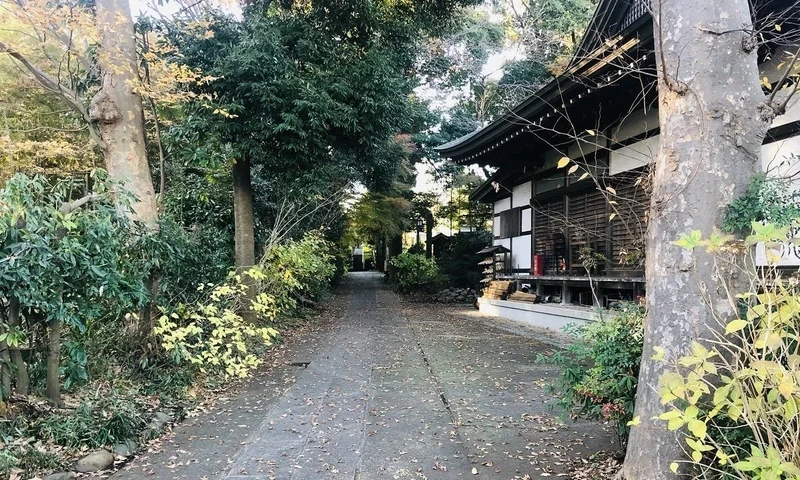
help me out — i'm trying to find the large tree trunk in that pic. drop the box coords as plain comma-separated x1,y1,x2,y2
621,1,768,477
233,157,256,320
8,297,28,396
45,317,61,407
233,157,256,270
90,0,158,227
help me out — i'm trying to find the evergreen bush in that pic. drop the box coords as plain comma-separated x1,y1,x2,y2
390,252,439,292
540,302,645,447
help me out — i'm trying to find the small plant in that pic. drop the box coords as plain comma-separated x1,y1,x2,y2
539,301,645,447
578,246,610,272
722,173,800,235
390,252,439,292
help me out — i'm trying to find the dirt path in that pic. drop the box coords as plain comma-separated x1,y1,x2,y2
112,272,616,480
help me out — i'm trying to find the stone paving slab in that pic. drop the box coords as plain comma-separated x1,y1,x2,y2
112,272,616,480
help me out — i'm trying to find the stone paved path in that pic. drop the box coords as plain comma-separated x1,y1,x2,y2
112,272,616,480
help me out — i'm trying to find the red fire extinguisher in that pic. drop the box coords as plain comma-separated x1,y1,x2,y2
533,255,544,276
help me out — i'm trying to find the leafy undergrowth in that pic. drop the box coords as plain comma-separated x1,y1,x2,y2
0,375,180,479
0,313,323,479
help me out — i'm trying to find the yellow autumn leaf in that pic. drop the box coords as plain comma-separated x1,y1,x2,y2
586,129,596,136
578,172,590,181
775,23,782,31
670,463,679,474
762,76,773,90
725,319,748,334
627,416,641,426
606,186,617,195
557,157,570,169
568,164,579,174
779,379,794,399
609,213,617,221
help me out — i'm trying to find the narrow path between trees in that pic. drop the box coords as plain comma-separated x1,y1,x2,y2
113,272,615,480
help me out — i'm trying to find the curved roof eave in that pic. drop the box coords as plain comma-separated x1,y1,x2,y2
434,75,579,159
434,0,652,162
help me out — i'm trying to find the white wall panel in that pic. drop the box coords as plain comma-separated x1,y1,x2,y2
610,135,659,175
512,182,532,208
521,208,532,232
612,108,659,143
762,135,800,187
494,197,511,214
511,234,531,270
494,237,511,250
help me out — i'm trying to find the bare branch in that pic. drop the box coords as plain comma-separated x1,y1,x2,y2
0,41,106,150
59,193,100,214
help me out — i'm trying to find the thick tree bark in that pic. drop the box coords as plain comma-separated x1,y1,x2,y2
90,0,158,227
233,157,256,320
8,297,28,396
621,1,768,478
233,157,256,270
45,317,61,407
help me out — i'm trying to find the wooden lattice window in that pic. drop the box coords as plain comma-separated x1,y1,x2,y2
499,207,522,238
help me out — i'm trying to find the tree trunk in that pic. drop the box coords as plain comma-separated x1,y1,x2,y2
8,297,28,396
387,234,403,282
233,157,256,270
90,0,158,228
0,322,10,401
621,1,768,478
425,211,434,259
374,239,386,272
45,317,61,407
233,157,256,319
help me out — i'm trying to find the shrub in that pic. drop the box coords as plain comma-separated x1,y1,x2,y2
153,275,279,380
651,227,800,479
154,230,337,380
436,231,492,288
540,302,645,446
258,230,337,307
390,252,439,292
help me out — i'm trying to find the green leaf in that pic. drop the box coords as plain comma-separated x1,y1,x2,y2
672,230,703,250
745,222,790,247
733,461,758,472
